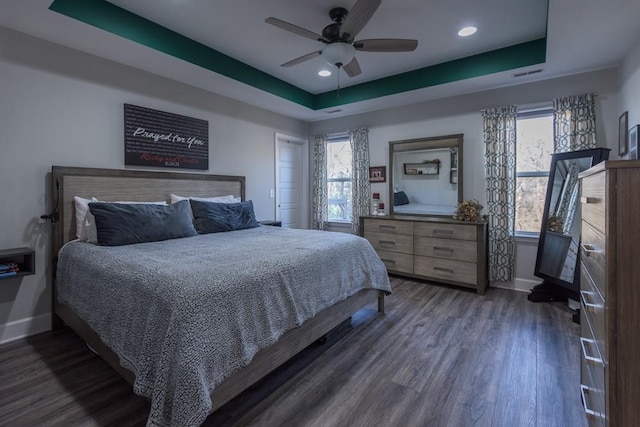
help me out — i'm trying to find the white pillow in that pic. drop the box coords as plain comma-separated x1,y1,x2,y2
170,194,241,204
85,200,167,244
73,196,98,241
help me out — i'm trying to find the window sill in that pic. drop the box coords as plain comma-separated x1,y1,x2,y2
515,231,540,244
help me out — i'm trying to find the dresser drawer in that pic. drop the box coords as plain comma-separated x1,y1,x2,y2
581,171,606,234
375,249,413,274
363,218,413,235
414,256,477,285
413,222,477,241
414,236,477,262
581,266,606,361
581,220,606,299
364,231,413,254
580,309,606,427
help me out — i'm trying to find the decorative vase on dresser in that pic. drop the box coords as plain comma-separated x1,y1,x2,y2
360,215,489,294
578,160,640,427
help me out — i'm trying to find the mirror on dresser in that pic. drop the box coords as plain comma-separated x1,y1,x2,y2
528,147,610,303
388,134,463,217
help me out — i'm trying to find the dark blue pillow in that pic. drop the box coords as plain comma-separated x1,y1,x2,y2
394,191,410,206
88,200,197,246
189,199,260,234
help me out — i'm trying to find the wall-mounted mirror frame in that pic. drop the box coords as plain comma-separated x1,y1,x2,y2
388,134,463,217
529,147,610,302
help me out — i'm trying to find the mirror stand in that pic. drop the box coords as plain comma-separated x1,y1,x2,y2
527,148,610,312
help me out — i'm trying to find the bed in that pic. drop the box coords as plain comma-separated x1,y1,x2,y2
50,166,391,426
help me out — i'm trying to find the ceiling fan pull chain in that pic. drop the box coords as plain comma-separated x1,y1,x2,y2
337,69,341,98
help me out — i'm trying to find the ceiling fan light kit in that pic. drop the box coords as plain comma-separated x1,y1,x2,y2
322,43,356,68
265,0,417,78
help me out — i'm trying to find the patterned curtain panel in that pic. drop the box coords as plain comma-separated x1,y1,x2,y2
483,106,517,282
553,93,597,153
349,128,371,235
312,134,329,231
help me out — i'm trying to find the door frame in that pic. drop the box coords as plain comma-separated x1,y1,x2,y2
274,132,309,229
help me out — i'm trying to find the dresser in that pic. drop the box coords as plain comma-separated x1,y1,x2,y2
578,160,640,427
360,215,488,294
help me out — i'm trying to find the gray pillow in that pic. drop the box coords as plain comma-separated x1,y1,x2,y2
190,199,260,234
88,199,197,246
394,191,410,206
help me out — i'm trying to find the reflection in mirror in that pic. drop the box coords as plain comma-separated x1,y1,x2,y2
529,148,610,303
389,134,463,216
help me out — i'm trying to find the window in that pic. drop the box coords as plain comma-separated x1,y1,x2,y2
326,137,352,222
516,109,554,234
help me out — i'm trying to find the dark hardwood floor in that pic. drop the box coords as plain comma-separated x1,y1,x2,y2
0,277,586,427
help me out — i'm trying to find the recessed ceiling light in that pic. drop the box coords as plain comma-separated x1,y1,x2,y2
458,26,477,37
318,70,332,77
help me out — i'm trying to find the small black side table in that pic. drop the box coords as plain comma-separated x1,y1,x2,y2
259,220,282,227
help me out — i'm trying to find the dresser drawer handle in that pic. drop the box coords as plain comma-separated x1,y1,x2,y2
379,225,396,231
380,259,396,264
580,290,600,315
433,229,454,235
379,240,396,246
434,266,455,274
580,244,600,257
433,246,454,253
580,196,598,204
580,384,604,419
579,337,604,367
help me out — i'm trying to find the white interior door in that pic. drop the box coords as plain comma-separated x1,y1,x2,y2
275,134,308,229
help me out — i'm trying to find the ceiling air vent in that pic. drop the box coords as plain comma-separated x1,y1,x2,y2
325,109,343,114
513,69,543,78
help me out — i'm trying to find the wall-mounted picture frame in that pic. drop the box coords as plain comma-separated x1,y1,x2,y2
619,111,629,156
369,166,386,182
629,125,639,160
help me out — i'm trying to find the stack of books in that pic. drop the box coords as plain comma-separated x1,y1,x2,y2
0,261,19,278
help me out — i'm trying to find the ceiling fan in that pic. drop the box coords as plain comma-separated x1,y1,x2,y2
265,0,418,77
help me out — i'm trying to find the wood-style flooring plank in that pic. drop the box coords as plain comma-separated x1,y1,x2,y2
0,277,586,427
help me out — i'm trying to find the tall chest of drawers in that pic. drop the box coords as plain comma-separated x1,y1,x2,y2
578,160,640,427
360,215,488,294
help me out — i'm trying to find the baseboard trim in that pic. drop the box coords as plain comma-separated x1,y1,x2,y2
0,313,51,344
491,278,539,293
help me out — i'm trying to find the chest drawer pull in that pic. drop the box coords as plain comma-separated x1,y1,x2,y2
378,225,396,231
580,290,600,315
434,266,455,274
580,384,604,419
580,337,604,367
379,240,396,246
433,246,454,253
580,196,598,204
380,258,396,264
580,244,600,257
432,229,454,235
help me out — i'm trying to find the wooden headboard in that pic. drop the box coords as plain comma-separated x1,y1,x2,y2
50,166,245,257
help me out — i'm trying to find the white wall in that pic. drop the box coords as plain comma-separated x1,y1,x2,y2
0,28,308,343
310,68,620,291
620,32,640,135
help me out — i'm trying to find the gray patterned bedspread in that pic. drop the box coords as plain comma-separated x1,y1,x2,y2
56,226,391,426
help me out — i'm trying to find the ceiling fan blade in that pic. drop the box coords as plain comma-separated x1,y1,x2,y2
281,50,322,67
354,38,418,52
340,0,381,41
342,57,362,77
265,17,327,43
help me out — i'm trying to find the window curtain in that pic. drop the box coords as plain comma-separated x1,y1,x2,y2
349,128,371,235
552,93,597,232
312,134,329,231
483,106,517,282
553,93,597,153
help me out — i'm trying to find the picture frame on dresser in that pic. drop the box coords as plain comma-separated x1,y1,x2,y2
628,125,638,160
619,111,628,156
